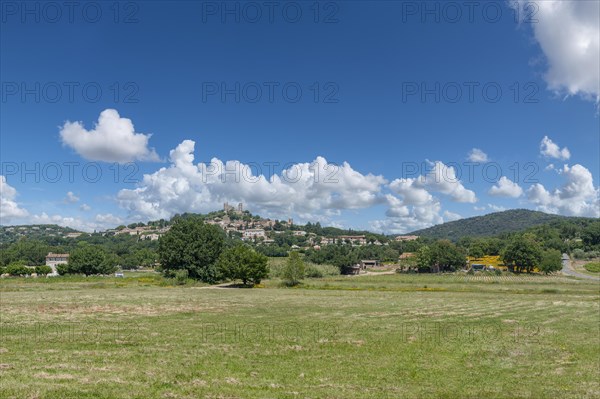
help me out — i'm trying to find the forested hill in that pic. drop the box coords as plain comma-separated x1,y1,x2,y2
409,209,596,241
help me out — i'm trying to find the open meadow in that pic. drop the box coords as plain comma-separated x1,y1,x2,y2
1,272,599,399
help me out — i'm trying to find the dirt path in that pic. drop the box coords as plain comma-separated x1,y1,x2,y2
561,254,600,281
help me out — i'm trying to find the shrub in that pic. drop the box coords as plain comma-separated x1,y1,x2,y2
6,262,31,276
572,249,585,259
174,269,189,285
34,265,53,276
584,262,600,273
305,263,340,278
56,263,69,276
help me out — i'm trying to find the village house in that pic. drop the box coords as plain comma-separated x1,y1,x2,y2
242,229,266,240
45,253,69,276
395,235,419,242
338,235,367,245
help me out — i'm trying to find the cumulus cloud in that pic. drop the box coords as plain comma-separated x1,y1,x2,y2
389,161,477,204
80,204,91,212
60,109,160,163
487,204,507,212
372,161,476,233
370,195,443,234
467,148,489,163
540,136,571,160
527,164,599,217
443,210,462,222
117,140,387,221
489,177,523,198
513,1,599,102
64,191,80,204
30,212,124,232
0,176,29,223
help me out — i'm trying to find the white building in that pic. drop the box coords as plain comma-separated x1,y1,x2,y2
242,229,266,240
45,253,69,276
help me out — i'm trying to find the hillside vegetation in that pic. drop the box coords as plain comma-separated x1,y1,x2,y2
410,209,596,241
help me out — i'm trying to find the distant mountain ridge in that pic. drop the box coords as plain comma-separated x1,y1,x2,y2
409,209,596,241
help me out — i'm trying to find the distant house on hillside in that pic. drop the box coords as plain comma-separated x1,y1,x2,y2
242,229,265,240
339,235,367,245
45,253,69,276
395,235,419,242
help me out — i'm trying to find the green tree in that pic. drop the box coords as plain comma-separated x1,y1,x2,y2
283,251,305,286
581,222,600,249
416,245,433,272
217,245,269,286
469,244,485,259
501,234,542,273
68,245,114,275
158,217,225,283
539,249,562,274
432,240,466,272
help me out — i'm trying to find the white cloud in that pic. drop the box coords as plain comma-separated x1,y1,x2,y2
467,148,489,163
30,212,124,232
540,136,571,160
389,161,477,204
64,191,80,204
370,196,443,234
80,204,91,212
443,210,462,222
374,161,476,233
0,176,29,223
489,177,523,198
527,164,599,217
488,204,507,212
513,1,599,102
60,109,160,163
117,140,387,221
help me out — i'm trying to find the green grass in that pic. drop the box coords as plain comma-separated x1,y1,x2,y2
584,262,600,273
0,273,598,398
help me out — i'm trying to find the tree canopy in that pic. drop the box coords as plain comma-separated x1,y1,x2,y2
158,216,225,283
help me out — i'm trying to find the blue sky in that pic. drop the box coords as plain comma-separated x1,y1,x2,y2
1,1,598,233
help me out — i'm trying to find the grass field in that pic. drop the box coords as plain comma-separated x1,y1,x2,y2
1,272,599,398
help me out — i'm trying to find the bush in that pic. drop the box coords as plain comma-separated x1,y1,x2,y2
6,262,31,276
34,265,53,276
584,262,600,273
572,249,597,260
304,263,340,278
56,263,69,276
174,269,189,285
572,249,585,259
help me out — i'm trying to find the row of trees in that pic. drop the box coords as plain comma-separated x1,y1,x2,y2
0,262,52,276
